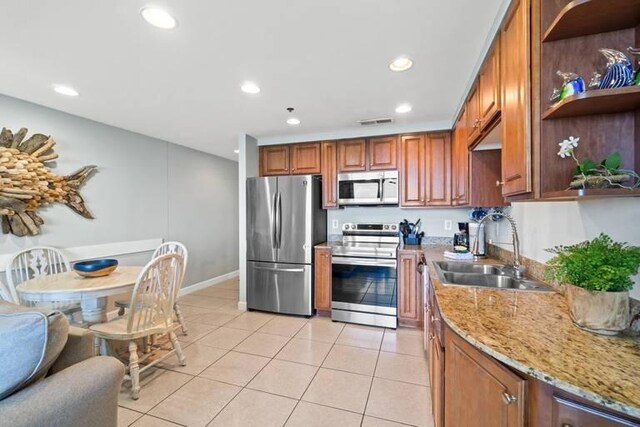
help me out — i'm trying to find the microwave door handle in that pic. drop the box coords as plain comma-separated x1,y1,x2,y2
378,178,383,201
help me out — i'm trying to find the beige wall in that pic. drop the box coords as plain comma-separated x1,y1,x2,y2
486,199,640,299
0,94,239,287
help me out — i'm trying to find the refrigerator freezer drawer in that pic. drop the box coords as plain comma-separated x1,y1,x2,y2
247,261,313,316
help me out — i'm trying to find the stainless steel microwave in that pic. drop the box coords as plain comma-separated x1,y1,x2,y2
337,170,399,206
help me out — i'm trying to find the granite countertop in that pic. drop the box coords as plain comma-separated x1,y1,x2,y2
417,245,640,418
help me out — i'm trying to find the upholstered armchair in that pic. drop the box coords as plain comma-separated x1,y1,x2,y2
0,301,124,427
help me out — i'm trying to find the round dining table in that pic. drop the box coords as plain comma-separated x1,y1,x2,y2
16,266,142,324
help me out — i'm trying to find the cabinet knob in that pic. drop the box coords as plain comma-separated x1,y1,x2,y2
496,180,504,187
501,392,517,405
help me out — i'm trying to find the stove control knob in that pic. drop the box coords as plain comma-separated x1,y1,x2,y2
383,225,389,230
351,225,356,230
391,225,397,230
343,224,349,230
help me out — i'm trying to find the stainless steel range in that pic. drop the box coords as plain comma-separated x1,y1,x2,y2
331,222,399,328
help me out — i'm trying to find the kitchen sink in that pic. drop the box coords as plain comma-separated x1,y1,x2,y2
434,261,506,275
434,261,554,292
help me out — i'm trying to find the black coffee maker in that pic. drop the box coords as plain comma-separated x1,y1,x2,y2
453,222,469,251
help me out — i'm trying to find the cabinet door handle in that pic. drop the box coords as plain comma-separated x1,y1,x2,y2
501,392,517,405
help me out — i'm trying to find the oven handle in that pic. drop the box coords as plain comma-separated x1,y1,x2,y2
254,266,306,273
332,257,397,268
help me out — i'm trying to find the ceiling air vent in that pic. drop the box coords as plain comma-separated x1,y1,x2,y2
358,117,394,126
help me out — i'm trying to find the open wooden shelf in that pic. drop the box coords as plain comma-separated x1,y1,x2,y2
542,86,640,120
543,0,640,42
539,188,640,201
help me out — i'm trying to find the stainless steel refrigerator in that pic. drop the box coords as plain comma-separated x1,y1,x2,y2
246,175,327,316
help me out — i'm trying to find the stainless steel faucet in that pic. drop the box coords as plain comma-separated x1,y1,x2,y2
471,211,526,279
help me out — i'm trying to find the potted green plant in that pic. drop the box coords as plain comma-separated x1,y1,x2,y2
546,234,640,335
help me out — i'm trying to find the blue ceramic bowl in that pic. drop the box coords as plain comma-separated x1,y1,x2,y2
73,259,119,277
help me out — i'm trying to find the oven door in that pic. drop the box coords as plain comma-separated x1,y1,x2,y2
331,256,397,316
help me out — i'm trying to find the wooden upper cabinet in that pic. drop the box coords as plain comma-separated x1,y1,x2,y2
399,134,426,207
500,0,531,196
320,141,338,208
337,139,367,172
260,145,290,176
452,110,469,206
314,247,332,311
368,136,398,170
425,133,451,206
397,252,423,325
466,83,482,146
445,328,526,427
479,41,501,127
290,143,321,175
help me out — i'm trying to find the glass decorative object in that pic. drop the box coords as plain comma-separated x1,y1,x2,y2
597,48,634,89
627,47,640,86
556,71,585,101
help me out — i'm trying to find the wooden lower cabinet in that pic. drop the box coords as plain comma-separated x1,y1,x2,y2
444,327,526,427
397,252,423,326
429,332,445,427
552,396,639,427
314,247,332,312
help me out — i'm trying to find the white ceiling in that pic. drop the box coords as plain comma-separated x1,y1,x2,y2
0,0,507,161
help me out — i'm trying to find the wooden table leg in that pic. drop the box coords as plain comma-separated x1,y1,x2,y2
80,297,108,324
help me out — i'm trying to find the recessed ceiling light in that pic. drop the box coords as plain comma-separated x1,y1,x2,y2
233,149,240,154
389,56,414,72
286,117,301,126
141,7,177,29
241,82,261,94
395,104,412,114
52,84,79,97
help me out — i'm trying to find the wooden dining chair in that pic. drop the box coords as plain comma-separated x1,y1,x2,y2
4,246,81,317
90,253,186,400
115,241,189,335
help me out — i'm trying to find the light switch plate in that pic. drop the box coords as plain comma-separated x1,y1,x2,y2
332,220,339,229
444,220,452,231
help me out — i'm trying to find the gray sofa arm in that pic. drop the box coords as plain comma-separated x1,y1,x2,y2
50,326,96,374
0,356,124,427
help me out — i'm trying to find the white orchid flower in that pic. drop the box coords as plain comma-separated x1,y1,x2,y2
557,136,580,158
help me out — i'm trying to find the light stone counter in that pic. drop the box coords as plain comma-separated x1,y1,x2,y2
408,244,640,419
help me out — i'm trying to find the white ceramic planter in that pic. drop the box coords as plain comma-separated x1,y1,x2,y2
565,284,629,335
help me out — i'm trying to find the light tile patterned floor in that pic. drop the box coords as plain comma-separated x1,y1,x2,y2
117,278,434,427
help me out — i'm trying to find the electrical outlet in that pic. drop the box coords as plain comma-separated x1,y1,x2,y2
444,220,452,231
332,220,339,229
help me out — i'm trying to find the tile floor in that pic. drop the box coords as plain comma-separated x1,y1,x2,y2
117,278,434,427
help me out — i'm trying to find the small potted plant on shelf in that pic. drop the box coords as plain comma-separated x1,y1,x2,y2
556,136,640,190
545,234,640,335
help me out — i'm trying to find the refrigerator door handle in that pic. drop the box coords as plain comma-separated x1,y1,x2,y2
271,191,278,249
253,266,306,273
276,191,282,248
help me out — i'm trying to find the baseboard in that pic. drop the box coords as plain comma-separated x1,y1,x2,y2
237,301,247,311
178,270,239,297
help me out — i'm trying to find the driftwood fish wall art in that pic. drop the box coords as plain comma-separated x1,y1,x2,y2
0,127,96,237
